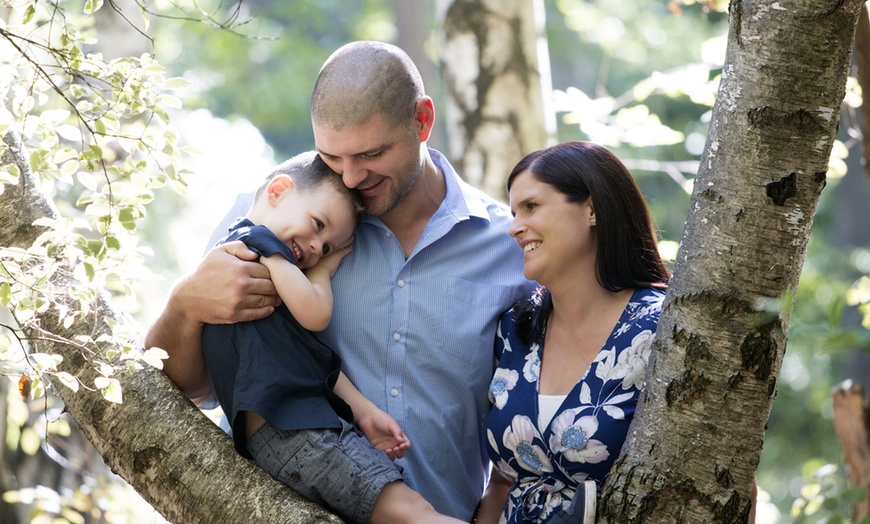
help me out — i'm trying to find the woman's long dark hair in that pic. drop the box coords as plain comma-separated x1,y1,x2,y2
507,141,670,345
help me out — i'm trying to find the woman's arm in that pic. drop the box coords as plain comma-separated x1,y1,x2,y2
475,470,512,523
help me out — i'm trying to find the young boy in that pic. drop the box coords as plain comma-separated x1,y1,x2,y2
201,151,462,524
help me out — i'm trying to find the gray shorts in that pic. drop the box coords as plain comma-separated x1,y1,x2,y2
246,420,404,523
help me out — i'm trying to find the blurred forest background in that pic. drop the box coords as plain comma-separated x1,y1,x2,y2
2,0,870,522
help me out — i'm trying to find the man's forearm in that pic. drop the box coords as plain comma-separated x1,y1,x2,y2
145,287,213,404
146,242,278,404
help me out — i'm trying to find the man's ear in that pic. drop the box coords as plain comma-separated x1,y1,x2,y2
414,97,435,142
266,174,295,205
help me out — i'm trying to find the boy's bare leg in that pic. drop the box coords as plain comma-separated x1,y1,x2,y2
369,481,466,524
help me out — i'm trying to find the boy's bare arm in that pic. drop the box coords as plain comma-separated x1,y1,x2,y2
258,245,352,332
332,371,410,460
258,256,333,331
145,242,278,404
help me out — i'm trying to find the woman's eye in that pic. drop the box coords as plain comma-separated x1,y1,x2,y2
323,244,331,256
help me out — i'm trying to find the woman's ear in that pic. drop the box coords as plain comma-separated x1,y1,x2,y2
266,174,295,205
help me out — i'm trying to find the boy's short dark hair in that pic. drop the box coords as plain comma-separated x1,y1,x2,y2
256,151,364,220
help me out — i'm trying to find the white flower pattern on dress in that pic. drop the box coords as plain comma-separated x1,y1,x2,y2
549,412,609,464
486,288,665,524
614,330,655,391
490,368,520,409
503,415,554,474
523,343,541,383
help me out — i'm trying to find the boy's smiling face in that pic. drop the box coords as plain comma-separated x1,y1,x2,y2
261,175,356,269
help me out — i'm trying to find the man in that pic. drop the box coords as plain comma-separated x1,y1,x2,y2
146,41,532,520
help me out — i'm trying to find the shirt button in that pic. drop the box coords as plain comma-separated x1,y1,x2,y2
385,231,392,238
393,332,401,341
397,279,405,287
390,388,399,397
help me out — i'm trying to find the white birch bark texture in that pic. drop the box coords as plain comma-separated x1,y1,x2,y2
0,132,342,523
438,0,554,200
599,0,863,522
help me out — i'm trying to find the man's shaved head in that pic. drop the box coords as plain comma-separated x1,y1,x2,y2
311,41,425,133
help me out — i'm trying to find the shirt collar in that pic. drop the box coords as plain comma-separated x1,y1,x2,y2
360,147,494,228
430,148,491,223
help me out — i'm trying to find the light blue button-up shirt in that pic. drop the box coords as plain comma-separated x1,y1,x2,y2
208,149,533,520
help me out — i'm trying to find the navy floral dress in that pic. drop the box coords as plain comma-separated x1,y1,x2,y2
485,288,665,523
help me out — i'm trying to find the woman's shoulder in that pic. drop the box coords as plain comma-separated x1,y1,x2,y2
631,287,666,309
496,306,537,358
623,287,666,327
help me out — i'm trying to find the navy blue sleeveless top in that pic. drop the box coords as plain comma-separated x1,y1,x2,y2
202,218,352,458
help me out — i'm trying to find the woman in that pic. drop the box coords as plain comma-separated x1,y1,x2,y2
478,141,670,523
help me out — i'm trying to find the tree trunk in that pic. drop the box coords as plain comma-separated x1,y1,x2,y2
0,132,342,524
832,380,870,522
599,0,863,522
438,0,554,201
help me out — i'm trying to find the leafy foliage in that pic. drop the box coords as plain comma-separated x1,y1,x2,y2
0,0,191,402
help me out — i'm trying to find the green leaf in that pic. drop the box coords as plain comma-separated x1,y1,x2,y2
0,282,11,308
60,159,79,179
40,109,71,126
55,124,82,142
22,5,35,24
54,372,79,392
141,347,168,369
84,0,104,15
163,77,190,90
83,261,95,281
105,234,121,249
95,377,122,404
140,5,150,31
29,352,62,371
77,170,97,191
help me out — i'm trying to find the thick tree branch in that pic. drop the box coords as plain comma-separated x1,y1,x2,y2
0,131,342,524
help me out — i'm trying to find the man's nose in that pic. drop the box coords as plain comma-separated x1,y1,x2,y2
340,159,367,189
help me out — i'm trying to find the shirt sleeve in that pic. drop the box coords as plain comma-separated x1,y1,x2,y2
229,225,297,265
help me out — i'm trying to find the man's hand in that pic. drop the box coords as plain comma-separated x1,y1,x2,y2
146,240,280,403
179,241,281,325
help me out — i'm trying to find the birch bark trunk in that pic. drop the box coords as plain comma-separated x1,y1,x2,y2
599,0,864,521
438,0,554,200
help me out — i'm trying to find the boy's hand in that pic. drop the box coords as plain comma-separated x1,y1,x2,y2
307,242,353,279
356,408,411,461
